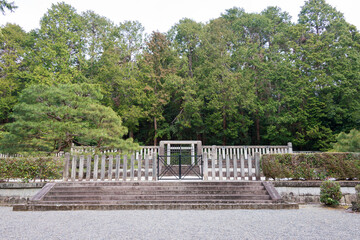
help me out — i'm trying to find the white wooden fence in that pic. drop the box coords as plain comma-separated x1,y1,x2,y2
202,143,293,160
63,151,263,181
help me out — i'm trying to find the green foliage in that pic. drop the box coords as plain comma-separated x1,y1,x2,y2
0,0,17,14
261,153,360,180
332,129,360,152
25,2,86,84
0,23,27,123
0,83,137,154
0,156,63,182
352,184,360,211
0,1,360,149
320,180,342,207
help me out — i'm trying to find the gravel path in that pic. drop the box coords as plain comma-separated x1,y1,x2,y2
0,205,359,240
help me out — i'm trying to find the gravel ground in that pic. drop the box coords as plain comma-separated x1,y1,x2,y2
0,205,359,240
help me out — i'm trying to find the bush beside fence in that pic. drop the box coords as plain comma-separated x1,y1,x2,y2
261,153,360,180
0,157,63,182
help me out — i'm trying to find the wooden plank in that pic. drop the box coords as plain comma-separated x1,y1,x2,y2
78,155,84,181
71,155,77,181
145,154,149,181
137,154,142,180
93,155,99,181
203,153,208,180
233,155,238,180
219,154,223,180
248,155,252,180
240,154,245,180
86,155,91,181
226,154,230,180
130,154,135,181
152,154,156,181
108,155,113,181
101,155,106,181
123,155,127,181
255,152,261,180
63,153,70,181
115,155,120,181
211,146,216,180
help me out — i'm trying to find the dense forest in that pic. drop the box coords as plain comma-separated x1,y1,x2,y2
0,0,359,152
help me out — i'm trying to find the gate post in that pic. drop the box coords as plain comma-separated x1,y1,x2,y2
159,141,164,156
287,142,293,153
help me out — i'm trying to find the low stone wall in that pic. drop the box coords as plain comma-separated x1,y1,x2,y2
274,181,360,205
0,183,45,206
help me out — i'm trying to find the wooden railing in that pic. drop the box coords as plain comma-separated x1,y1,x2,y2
203,152,261,181
202,143,292,160
63,151,262,181
63,153,157,182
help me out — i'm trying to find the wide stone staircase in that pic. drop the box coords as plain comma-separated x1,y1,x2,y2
13,181,298,211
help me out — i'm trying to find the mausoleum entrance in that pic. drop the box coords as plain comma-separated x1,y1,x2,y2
157,141,203,180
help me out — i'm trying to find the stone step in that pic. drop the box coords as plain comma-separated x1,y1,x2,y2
33,199,275,204
47,190,268,196
51,186,266,192
14,203,299,211
55,181,263,187
15,181,294,211
42,194,272,201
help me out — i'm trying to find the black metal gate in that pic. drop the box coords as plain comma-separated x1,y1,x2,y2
157,152,203,180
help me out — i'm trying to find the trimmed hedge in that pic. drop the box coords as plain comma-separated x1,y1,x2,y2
261,153,360,180
0,156,64,182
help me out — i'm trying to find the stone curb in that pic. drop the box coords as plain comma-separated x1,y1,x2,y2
273,181,360,187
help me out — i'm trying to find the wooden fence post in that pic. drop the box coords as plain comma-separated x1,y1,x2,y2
248,155,252,180
130,154,135,181
71,155,77,181
240,154,245,180
137,154,142,180
203,153,208,180
123,155,127,181
145,154,149,181
86,155,91,181
226,154,230,180
108,155,113,181
211,146,216,180
219,154,223,181
79,155,84,181
233,155,238,180
255,152,261,181
101,155,106,181
152,154,157,181
115,155,120,181
63,153,70,181
93,155,99,181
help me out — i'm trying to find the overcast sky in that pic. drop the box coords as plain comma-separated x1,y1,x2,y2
1,0,360,34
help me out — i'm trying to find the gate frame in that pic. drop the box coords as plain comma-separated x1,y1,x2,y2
158,140,203,180
159,140,202,156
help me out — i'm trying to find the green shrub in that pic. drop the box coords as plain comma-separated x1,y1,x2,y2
0,156,63,182
261,153,360,180
320,180,342,207
352,185,360,212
